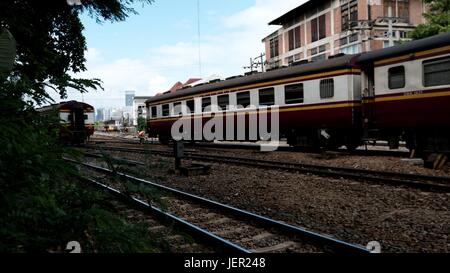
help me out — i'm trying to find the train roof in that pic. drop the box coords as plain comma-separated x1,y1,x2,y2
146,54,358,104
358,32,450,63
36,100,94,112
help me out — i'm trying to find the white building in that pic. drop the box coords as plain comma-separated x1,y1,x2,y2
133,96,152,126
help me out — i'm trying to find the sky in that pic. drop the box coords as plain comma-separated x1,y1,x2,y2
53,0,306,109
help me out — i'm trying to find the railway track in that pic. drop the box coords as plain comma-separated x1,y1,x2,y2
81,145,450,192
88,137,410,158
67,158,370,254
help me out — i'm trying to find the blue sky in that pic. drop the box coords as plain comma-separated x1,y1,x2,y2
57,0,304,109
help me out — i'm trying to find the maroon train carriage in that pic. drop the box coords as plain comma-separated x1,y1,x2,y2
358,32,450,156
145,32,450,156
145,54,363,150
36,100,95,144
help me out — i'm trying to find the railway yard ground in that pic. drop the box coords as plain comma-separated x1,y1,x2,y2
73,132,450,253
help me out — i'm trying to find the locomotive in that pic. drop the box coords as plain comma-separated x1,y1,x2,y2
36,100,95,144
145,32,450,157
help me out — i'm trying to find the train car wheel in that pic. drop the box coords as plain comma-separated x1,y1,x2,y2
158,134,171,145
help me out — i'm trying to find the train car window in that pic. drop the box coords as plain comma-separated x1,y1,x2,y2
202,97,211,112
236,91,251,108
84,114,88,120
320,78,334,98
217,94,229,111
186,100,195,114
388,66,405,89
285,83,304,104
173,102,182,115
162,104,169,117
423,57,450,87
259,88,275,106
151,106,157,118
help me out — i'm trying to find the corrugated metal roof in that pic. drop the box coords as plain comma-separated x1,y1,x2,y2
268,0,326,25
358,32,450,63
146,54,358,104
36,100,94,112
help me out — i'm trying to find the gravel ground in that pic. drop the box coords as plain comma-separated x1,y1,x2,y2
90,134,450,177
78,167,217,253
184,147,450,177
84,149,450,253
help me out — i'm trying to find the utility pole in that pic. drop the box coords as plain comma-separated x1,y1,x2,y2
388,6,394,47
243,53,266,73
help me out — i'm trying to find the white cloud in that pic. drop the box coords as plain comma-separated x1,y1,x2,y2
57,0,307,110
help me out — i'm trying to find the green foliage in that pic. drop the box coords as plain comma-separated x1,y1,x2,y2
0,0,153,104
124,183,168,211
137,116,147,132
409,0,450,39
0,0,159,252
0,94,162,252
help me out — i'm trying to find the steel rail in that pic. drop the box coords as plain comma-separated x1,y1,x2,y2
88,138,409,157
76,174,251,253
81,145,450,192
67,158,370,254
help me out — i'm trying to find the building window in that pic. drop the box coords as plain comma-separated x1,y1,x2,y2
162,104,169,117
312,54,326,62
202,97,211,112
236,91,251,108
217,94,229,111
320,78,334,98
341,0,358,31
384,0,409,20
319,44,326,53
286,56,294,65
349,33,358,43
388,66,405,89
259,88,275,106
269,36,279,58
311,14,326,42
285,83,304,104
423,57,450,87
288,26,301,51
340,43,360,54
151,106,157,118
186,100,195,114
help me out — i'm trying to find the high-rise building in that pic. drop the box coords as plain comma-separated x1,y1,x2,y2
125,90,135,107
96,108,104,122
263,0,426,69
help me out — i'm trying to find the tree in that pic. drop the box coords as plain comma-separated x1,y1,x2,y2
0,0,153,105
409,0,450,39
0,0,158,252
137,116,147,132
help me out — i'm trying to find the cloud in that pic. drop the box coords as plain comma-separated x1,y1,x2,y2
61,52,169,108
58,0,307,109
222,0,303,31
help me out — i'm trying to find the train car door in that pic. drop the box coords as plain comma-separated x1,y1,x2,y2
71,105,86,143
361,66,375,137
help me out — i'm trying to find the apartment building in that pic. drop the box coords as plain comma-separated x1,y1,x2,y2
263,0,426,69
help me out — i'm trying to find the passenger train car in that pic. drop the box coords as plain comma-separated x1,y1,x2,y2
146,32,450,155
37,100,95,144
358,33,450,155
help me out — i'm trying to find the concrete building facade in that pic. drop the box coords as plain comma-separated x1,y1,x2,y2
133,96,152,126
263,0,426,69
